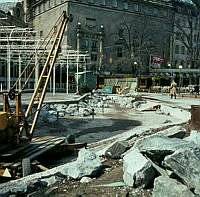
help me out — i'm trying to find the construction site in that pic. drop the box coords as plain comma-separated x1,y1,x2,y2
0,3,200,197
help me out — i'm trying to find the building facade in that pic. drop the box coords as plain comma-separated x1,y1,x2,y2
24,0,173,76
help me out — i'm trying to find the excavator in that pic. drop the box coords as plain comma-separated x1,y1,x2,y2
0,12,73,176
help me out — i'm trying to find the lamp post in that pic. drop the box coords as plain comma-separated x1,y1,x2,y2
134,61,139,76
179,65,183,89
168,63,172,80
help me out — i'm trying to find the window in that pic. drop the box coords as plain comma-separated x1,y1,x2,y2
182,19,186,27
91,54,98,61
162,10,167,17
176,18,181,25
153,8,158,16
80,39,89,49
88,0,94,3
175,45,179,54
181,46,185,54
86,18,96,27
91,40,98,52
112,0,117,8
16,8,21,18
123,1,128,10
194,19,198,29
49,0,51,8
43,2,45,11
54,0,57,6
177,6,182,13
38,4,41,13
117,47,123,57
100,0,106,5
176,32,180,40
133,3,139,12
40,31,43,37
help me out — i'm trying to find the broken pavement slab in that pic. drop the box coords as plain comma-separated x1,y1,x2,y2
152,176,195,197
123,148,155,187
105,141,130,159
0,149,102,196
163,147,200,195
134,135,197,162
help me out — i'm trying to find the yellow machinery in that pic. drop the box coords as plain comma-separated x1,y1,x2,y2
0,12,73,153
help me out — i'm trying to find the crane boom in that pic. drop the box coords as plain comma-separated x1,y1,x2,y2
0,12,73,150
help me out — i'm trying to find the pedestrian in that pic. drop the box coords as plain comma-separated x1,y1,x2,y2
170,80,177,99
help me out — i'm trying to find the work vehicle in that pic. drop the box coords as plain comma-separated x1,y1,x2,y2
0,12,73,178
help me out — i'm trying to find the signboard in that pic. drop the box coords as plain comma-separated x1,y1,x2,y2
150,55,164,69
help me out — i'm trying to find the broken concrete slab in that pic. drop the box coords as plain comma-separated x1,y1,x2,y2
123,148,155,187
105,141,130,159
152,176,195,197
66,148,102,179
0,149,102,196
154,126,185,139
39,176,63,187
134,135,196,162
185,130,200,145
163,147,200,195
80,177,92,183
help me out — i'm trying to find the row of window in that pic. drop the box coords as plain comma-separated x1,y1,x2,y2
175,17,199,30
176,32,200,42
175,45,187,55
32,0,168,18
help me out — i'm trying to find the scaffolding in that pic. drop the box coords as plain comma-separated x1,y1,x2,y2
0,18,91,94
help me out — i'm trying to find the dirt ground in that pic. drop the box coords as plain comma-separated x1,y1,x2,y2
30,159,153,197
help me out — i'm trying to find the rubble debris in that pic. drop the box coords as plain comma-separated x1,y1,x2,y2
80,177,92,183
105,141,130,159
134,135,196,162
185,130,200,145
123,148,155,187
141,104,161,111
152,176,195,197
67,148,102,179
40,176,63,187
154,126,185,139
163,147,200,195
0,149,102,196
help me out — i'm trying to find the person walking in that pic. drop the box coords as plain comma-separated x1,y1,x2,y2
170,80,177,99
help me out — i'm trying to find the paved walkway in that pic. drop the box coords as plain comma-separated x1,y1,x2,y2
142,93,200,110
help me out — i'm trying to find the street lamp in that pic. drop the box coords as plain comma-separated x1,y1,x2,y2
134,61,139,76
179,65,183,88
168,63,173,80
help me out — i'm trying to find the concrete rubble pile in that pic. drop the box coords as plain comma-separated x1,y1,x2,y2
0,149,103,196
122,131,200,197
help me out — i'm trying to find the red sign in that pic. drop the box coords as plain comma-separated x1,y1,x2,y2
151,56,164,64
150,55,164,69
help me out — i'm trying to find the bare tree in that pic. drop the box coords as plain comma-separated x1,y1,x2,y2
192,0,200,9
173,1,200,68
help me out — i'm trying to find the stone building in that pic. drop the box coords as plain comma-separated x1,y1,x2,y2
0,2,26,27
24,0,173,76
172,0,200,69
0,1,29,90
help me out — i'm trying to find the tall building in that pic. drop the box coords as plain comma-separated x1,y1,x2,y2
172,0,200,69
24,0,173,76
